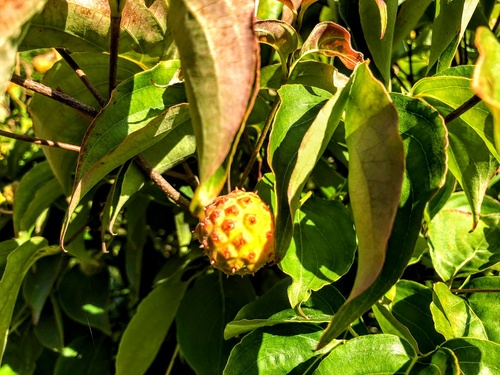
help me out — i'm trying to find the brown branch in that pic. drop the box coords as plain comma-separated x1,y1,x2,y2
444,95,482,124
56,48,107,107
10,74,99,118
109,16,122,97
135,154,191,210
451,288,500,294
0,129,81,152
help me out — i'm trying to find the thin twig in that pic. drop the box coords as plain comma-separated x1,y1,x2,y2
10,73,99,118
237,96,281,188
135,154,191,210
0,129,81,152
444,95,482,124
451,288,500,293
56,48,107,107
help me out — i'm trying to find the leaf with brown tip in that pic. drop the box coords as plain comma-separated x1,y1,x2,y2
169,0,259,211
299,22,364,70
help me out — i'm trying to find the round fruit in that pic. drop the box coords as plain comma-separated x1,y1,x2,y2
194,189,275,276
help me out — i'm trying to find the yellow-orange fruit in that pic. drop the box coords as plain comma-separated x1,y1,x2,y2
194,189,275,276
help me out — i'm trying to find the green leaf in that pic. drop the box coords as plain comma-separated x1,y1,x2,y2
299,22,364,70
176,272,256,375
0,0,48,102
411,347,460,375
22,0,169,65
472,26,500,154
391,280,445,354
0,237,57,363
430,282,488,340
260,61,338,94
428,193,500,282
169,0,258,209
465,276,500,343
280,197,356,312
22,254,63,324
392,0,433,50
1,322,43,375
425,171,456,221
360,0,398,85
314,334,415,374
33,295,65,351
255,19,298,60
428,0,480,72
29,53,143,193
256,0,283,19
442,338,500,374
13,161,63,236
224,324,325,375
225,279,344,339
115,270,190,375
60,65,190,246
53,335,112,375
372,302,421,354
58,266,111,335
318,92,447,349
268,84,333,260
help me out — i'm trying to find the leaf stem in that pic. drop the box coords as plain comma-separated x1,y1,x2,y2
0,129,81,153
451,288,500,293
443,94,482,124
135,154,191,210
9,74,99,118
109,15,122,97
165,344,180,375
237,95,281,187
56,48,107,107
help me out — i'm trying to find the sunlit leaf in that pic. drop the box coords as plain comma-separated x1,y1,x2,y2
430,282,488,340
428,193,500,282
169,0,258,211
472,26,500,153
392,0,433,49
314,335,415,374
255,19,298,60
442,338,500,374
411,347,460,374
300,22,364,70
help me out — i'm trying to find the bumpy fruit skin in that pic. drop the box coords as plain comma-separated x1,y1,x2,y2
195,189,275,276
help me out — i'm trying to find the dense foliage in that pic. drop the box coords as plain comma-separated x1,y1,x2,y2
1,0,500,374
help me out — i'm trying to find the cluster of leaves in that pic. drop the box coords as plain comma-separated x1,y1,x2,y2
1,0,500,374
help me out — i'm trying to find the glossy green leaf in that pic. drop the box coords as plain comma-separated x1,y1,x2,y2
176,272,256,375
412,66,499,160
60,63,189,246
225,279,344,339
411,347,460,375
0,0,48,102
465,277,500,343
13,161,63,236
116,270,190,375
391,280,445,354
319,92,447,349
0,237,57,363
22,254,63,325
425,171,456,221
314,335,415,374
431,282,488,340
58,266,111,335
224,324,325,375
29,53,143,193
360,0,397,85
472,27,500,153
268,84,332,260
260,61,337,94
372,302,420,354
280,197,356,312
256,0,284,19
53,335,112,375
299,22,364,70
22,0,169,65
428,193,500,282
442,338,500,374
428,0,480,72
169,0,258,210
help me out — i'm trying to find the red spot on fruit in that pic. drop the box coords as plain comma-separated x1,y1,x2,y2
266,231,273,239
222,249,232,259
221,220,235,232
247,252,255,261
233,236,246,247
210,210,221,220
225,205,239,215
246,214,256,224
211,233,220,242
